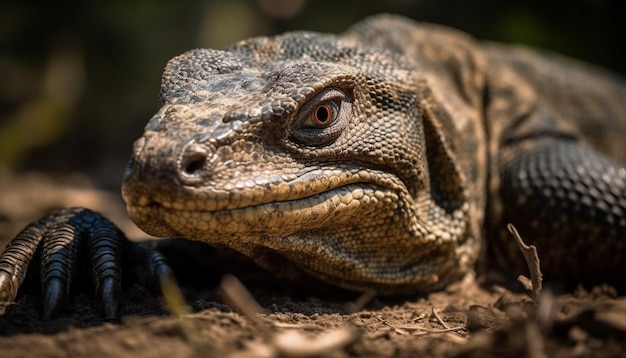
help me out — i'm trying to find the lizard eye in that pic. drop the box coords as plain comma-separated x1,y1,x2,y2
304,103,337,127
290,87,352,146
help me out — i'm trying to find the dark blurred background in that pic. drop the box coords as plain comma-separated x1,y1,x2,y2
1,0,625,190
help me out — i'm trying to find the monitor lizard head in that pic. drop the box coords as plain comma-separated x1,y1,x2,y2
122,21,478,293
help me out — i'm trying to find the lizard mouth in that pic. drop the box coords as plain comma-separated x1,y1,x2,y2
127,176,400,239
126,166,400,210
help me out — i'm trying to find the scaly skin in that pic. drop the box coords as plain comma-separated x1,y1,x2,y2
1,15,626,318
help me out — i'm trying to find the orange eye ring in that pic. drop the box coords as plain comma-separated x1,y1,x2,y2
311,104,334,126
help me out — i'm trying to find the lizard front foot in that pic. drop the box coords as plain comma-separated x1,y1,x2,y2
0,207,172,319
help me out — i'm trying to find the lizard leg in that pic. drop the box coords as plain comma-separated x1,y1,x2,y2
495,139,626,287
0,207,172,319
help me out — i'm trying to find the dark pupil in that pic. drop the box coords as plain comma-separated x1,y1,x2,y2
316,106,329,122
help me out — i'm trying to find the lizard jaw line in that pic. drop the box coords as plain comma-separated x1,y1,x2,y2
129,167,402,213
127,183,398,239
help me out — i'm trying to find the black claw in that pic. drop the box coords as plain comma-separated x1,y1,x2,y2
39,219,81,319
128,241,174,293
100,276,120,319
86,215,123,319
156,264,174,282
43,277,65,319
152,252,174,282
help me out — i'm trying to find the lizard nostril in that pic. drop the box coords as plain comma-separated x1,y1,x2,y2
180,143,209,179
182,153,206,176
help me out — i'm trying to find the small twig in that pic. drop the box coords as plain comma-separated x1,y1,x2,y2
409,313,427,323
376,312,464,337
401,325,465,334
345,289,377,313
431,307,450,330
375,315,409,335
220,274,270,335
160,273,206,357
517,275,533,293
507,224,543,301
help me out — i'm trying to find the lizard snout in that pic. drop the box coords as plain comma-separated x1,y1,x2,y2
121,130,216,211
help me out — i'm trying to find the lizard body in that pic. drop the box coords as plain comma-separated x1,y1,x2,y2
1,15,626,317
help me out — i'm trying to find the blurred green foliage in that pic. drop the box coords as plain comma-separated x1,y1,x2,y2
0,0,624,188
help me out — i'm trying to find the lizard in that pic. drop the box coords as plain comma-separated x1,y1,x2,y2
1,14,625,319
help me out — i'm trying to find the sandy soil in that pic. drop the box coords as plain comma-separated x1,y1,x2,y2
1,172,626,357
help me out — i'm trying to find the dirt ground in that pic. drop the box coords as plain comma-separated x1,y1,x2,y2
1,172,626,358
